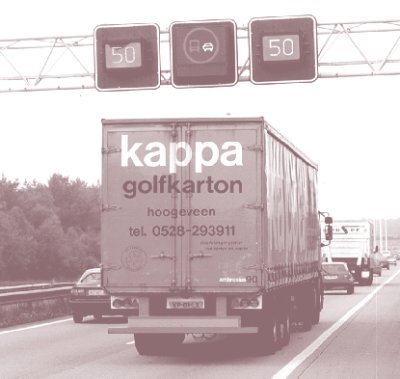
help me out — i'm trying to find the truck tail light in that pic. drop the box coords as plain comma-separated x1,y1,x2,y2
231,295,262,310
111,296,139,309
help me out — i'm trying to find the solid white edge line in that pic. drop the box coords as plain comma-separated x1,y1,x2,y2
0,317,72,336
272,270,400,379
4,271,397,364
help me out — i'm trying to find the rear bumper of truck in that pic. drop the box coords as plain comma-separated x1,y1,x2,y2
108,316,258,335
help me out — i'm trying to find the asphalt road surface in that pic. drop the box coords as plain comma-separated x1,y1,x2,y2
2,266,400,379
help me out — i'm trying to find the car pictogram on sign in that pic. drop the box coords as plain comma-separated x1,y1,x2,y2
202,42,214,52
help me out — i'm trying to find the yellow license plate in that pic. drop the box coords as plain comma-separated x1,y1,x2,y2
166,297,205,309
87,289,105,296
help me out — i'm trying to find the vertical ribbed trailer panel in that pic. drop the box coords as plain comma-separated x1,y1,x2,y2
264,125,320,290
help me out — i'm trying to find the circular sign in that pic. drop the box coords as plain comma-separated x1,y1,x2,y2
183,27,220,64
121,246,147,272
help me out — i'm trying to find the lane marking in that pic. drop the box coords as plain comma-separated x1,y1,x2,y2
0,318,72,336
272,269,400,379
126,339,135,345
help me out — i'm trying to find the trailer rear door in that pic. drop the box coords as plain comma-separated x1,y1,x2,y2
102,123,183,291
181,120,263,291
101,119,263,293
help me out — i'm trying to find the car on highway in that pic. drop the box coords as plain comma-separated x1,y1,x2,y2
381,250,396,267
379,252,390,270
69,267,136,323
322,262,355,294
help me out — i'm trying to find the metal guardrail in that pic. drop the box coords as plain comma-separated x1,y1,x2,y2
0,282,73,293
0,284,73,306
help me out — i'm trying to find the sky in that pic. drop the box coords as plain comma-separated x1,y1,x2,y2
0,0,400,220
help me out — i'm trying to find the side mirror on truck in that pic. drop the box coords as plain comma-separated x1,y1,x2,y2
325,224,333,241
319,211,333,246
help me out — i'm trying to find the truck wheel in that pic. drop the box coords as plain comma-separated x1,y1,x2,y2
252,310,279,355
302,317,312,331
301,284,317,331
347,285,354,294
134,334,156,355
134,334,185,356
280,310,291,347
72,313,83,323
277,294,291,347
311,284,322,325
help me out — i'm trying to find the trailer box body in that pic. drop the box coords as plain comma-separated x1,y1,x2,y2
102,119,263,292
101,117,323,354
326,220,374,285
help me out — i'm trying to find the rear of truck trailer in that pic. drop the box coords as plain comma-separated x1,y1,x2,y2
101,117,324,355
327,220,374,285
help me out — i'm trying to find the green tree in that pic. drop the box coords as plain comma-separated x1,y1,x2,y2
0,207,36,280
33,211,65,279
0,174,101,281
0,175,19,211
48,174,100,233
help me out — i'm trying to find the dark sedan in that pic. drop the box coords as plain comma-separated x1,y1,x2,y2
382,250,397,267
69,267,134,323
379,253,390,270
322,262,355,294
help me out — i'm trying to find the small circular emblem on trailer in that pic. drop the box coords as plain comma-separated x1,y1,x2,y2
121,246,147,272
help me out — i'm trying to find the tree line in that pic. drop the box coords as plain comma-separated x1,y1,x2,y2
0,174,100,282
2,172,399,282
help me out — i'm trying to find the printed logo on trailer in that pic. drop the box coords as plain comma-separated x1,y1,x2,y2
120,135,243,173
121,246,147,272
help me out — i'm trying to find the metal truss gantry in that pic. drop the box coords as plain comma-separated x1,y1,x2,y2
0,19,400,92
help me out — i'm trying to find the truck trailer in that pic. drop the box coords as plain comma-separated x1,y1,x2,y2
100,117,331,355
324,220,374,285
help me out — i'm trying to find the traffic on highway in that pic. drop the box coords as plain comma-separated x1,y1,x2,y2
1,264,400,378
1,3,400,379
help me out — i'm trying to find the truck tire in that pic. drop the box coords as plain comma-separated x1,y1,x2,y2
277,293,291,347
253,314,279,355
311,282,322,325
347,285,354,294
134,333,185,356
252,295,281,355
72,313,83,323
300,283,318,331
280,309,291,347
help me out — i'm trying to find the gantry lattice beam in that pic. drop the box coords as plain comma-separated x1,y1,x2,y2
1,19,400,92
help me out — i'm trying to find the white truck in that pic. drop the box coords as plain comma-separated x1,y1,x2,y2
324,220,374,285
100,117,332,355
